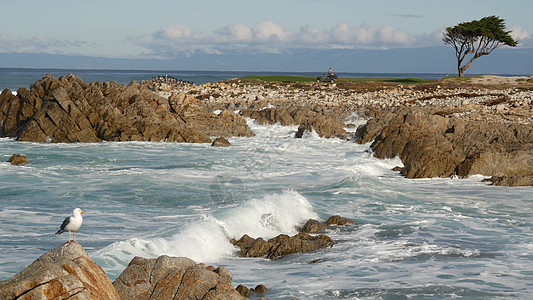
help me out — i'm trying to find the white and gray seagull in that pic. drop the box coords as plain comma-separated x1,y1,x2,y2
55,208,84,242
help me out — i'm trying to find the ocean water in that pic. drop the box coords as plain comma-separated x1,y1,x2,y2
0,68,451,92
1,69,532,299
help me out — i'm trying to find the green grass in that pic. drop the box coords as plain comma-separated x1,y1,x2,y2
241,75,430,84
241,75,316,82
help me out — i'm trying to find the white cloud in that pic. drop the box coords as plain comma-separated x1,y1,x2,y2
510,26,530,41
253,21,292,42
332,23,376,44
378,25,415,44
131,21,444,58
215,24,253,42
0,34,95,54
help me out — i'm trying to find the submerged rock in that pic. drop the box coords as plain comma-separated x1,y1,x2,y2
325,215,355,226
211,136,231,147
235,284,251,297
300,219,326,233
7,154,29,165
253,284,268,294
231,232,334,259
484,175,533,187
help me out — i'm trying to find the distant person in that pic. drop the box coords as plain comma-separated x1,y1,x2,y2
328,67,334,76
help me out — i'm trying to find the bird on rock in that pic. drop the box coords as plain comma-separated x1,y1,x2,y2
55,208,84,242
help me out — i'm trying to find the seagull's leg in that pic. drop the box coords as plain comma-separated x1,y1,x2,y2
73,231,76,242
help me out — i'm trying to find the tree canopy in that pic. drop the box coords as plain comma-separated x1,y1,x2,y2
443,16,518,77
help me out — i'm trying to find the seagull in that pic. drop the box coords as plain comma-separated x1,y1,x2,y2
55,208,84,242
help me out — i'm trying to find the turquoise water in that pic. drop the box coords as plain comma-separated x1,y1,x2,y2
1,120,532,299
1,69,532,299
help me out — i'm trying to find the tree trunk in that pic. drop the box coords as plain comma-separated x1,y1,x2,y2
458,59,474,77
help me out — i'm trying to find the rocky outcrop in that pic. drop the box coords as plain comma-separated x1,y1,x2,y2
140,75,194,92
7,154,29,165
299,216,355,233
0,74,253,143
325,215,355,226
0,242,120,300
242,107,347,139
0,242,247,300
484,175,533,187
113,255,245,300
169,92,254,138
356,107,533,185
231,232,334,259
300,219,326,233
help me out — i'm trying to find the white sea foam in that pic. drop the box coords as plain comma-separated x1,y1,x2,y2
3,119,532,298
92,189,317,276
218,189,318,238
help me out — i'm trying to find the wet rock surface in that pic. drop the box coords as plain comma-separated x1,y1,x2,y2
7,154,29,165
211,136,231,147
231,216,356,259
231,232,335,259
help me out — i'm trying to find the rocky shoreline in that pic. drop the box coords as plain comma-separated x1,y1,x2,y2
146,74,533,186
0,216,354,300
1,74,532,187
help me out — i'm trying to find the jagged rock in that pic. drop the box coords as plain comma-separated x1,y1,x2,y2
230,234,255,250
113,255,245,300
232,232,334,259
0,74,253,143
7,154,29,165
392,166,404,172
212,136,231,147
300,219,326,233
295,122,313,138
356,107,533,185
0,242,120,300
325,215,354,226
267,232,334,259
239,237,273,258
245,107,347,139
308,114,347,139
484,175,533,187
169,92,254,138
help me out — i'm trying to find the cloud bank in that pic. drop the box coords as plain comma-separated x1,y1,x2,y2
1,21,530,58
0,34,96,54
132,21,444,58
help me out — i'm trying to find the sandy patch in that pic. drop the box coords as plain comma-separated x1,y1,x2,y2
470,75,532,85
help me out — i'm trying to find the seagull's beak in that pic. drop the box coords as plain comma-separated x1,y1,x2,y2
81,211,85,214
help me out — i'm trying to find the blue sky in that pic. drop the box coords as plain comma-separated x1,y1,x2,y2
0,0,530,59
